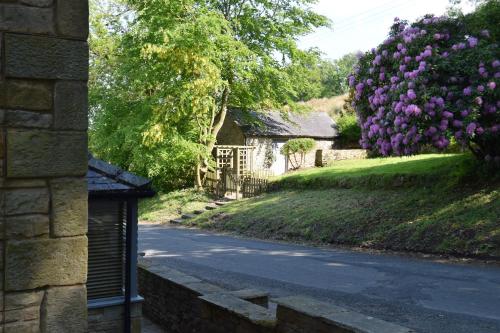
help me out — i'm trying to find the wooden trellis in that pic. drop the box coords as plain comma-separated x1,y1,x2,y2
215,145,255,176
206,146,268,199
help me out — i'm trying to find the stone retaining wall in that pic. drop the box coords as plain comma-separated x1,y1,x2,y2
138,260,414,333
0,1,89,331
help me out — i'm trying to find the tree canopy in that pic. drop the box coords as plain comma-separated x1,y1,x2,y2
89,0,330,190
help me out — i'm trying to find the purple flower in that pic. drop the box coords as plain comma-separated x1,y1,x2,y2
442,51,449,58
348,76,355,87
436,97,445,108
397,43,403,50
460,110,469,117
493,60,500,68
379,73,386,81
488,82,496,90
463,87,472,96
475,97,483,105
434,33,441,40
404,56,412,63
477,85,485,93
467,37,478,48
366,79,373,86
382,50,388,57
476,127,485,135
481,30,490,38
466,123,477,136
407,89,416,100
442,111,453,119
453,120,463,128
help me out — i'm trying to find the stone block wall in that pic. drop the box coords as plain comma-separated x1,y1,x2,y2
324,149,368,164
0,1,89,332
138,260,414,333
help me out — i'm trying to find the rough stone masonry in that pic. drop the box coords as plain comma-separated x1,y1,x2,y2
0,0,89,332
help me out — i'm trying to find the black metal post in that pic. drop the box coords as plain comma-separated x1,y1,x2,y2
124,199,134,333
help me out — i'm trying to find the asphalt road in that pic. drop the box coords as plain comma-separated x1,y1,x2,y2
139,225,500,333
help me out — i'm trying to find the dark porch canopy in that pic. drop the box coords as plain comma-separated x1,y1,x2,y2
87,153,155,197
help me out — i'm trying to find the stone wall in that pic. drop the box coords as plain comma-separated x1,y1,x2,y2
138,260,413,333
324,149,368,164
0,1,89,332
88,303,142,333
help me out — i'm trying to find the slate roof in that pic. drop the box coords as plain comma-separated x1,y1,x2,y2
229,109,338,139
87,154,155,197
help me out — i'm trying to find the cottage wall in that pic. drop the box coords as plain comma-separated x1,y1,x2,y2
216,115,245,146
246,137,282,172
0,1,89,332
246,137,335,175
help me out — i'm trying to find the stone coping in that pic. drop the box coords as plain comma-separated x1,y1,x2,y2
200,293,276,327
273,296,415,333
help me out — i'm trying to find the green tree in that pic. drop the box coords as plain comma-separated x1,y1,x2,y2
90,0,329,189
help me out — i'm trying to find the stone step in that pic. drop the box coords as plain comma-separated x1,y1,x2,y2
205,205,218,210
170,219,184,225
215,201,231,206
193,210,205,215
181,213,197,219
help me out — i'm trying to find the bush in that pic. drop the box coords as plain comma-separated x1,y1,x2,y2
336,114,361,148
280,138,316,169
348,1,499,163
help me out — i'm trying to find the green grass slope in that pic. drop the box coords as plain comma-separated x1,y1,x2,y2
186,154,500,257
139,189,213,223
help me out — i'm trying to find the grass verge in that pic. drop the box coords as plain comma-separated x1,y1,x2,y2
185,154,500,257
139,189,213,223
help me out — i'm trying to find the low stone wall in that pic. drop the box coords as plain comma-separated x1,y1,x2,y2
88,302,142,333
324,149,367,163
138,259,414,333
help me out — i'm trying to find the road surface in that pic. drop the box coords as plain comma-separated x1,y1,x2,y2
139,225,500,333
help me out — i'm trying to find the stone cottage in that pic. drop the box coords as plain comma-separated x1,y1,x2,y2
216,109,338,175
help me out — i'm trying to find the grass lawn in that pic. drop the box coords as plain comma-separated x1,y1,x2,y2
185,154,500,257
275,154,477,190
139,189,213,223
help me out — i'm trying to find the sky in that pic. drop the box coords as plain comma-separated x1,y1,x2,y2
299,0,474,60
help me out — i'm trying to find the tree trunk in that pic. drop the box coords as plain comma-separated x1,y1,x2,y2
195,84,231,189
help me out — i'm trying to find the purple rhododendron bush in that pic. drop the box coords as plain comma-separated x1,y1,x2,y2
349,9,499,162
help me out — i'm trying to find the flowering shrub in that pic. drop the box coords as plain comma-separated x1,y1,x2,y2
348,9,499,162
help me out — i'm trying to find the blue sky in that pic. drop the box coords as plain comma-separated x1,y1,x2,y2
299,0,474,60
